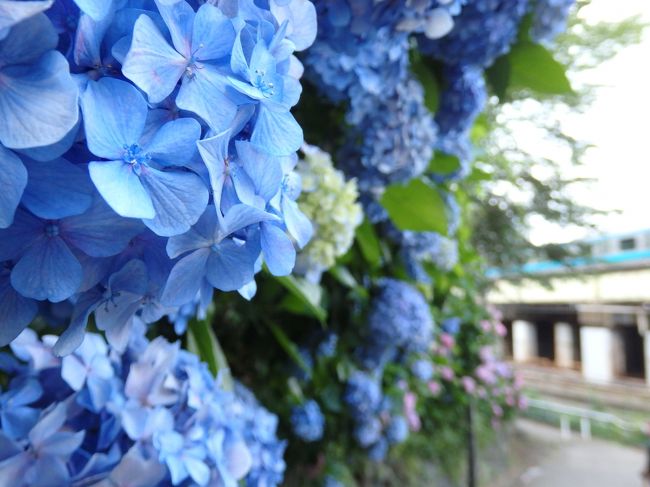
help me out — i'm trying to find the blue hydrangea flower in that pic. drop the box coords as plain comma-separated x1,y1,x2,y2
353,416,382,448
344,371,381,419
411,359,435,382
385,415,409,445
290,399,325,442
531,0,575,45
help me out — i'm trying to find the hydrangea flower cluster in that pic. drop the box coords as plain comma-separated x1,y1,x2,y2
0,329,286,486
530,0,575,45
290,399,324,442
295,144,363,281
0,0,317,354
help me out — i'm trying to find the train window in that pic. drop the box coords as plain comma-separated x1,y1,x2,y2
620,238,636,250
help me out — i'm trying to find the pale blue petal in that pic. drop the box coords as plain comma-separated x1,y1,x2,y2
140,167,209,237
0,51,79,150
143,118,201,166
74,12,112,68
2,407,40,440
250,104,303,156
0,146,26,229
60,355,87,391
11,236,82,302
236,141,283,202
0,1,53,38
185,457,210,486
108,259,148,296
81,78,147,159
237,279,257,301
161,248,209,306
166,206,218,259
73,0,111,21
281,196,312,249
62,196,145,257
155,0,194,58
222,203,277,236
197,131,230,206
269,0,317,51
192,4,235,61
21,157,93,220
89,160,155,219
177,64,237,132
0,275,37,346
205,240,256,292
0,13,56,65
0,208,41,261
122,14,187,104
53,290,102,356
260,222,295,276
17,118,80,162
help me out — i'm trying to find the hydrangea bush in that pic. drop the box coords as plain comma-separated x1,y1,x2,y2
0,0,576,485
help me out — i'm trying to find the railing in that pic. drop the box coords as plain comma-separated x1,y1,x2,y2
526,397,641,440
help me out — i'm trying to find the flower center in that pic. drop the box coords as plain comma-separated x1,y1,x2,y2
253,69,276,98
44,222,60,238
122,144,150,173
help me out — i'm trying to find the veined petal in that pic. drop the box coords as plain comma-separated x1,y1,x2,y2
236,141,283,202
161,248,209,306
62,196,145,257
11,236,82,302
154,0,194,58
0,145,26,229
281,196,312,249
260,222,295,276
221,203,278,237
270,0,317,51
140,167,209,237
52,289,103,356
250,104,303,157
81,78,147,160
0,51,79,150
89,160,155,219
192,3,235,61
74,11,112,68
0,208,41,261
21,157,93,220
177,64,237,133
166,205,218,259
0,13,56,65
196,131,230,208
144,118,201,167
0,275,37,346
205,239,256,292
122,14,187,104
73,0,112,21
0,1,53,39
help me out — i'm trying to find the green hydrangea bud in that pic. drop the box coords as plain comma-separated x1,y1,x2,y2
296,144,363,281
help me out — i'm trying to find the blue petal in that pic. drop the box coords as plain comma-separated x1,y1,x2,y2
140,167,209,237
73,12,112,68
89,160,155,219
62,196,144,257
122,14,187,104
185,457,210,486
192,4,235,61
73,0,111,21
11,236,82,302
0,146,26,229
205,240,256,292
177,64,237,132
155,0,194,58
0,13,57,65
166,206,218,259
16,118,80,162
0,1,53,40
81,77,147,159
2,407,40,441
196,131,230,208
236,141,283,202
260,222,295,276
250,104,303,156
0,208,41,261
108,259,148,296
21,157,93,220
281,196,313,249
161,248,209,306
269,0,317,51
0,51,79,150
53,289,102,356
143,118,201,167
0,274,37,346
222,203,278,236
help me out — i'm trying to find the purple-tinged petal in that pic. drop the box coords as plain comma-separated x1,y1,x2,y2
89,160,155,219
0,51,79,150
122,14,187,104
261,222,295,276
143,118,201,166
62,196,145,257
81,77,147,159
177,64,237,132
11,236,82,302
155,0,194,58
21,157,93,220
0,1,53,40
205,240,256,292
140,167,209,237
73,11,112,68
73,0,111,21
161,248,209,306
0,146,26,229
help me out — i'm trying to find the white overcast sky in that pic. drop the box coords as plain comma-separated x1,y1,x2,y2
525,0,650,245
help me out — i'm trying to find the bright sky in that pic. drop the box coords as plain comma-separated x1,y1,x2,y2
527,0,650,245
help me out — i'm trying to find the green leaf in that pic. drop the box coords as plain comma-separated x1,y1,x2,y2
188,317,233,391
355,219,381,268
268,321,310,373
411,58,439,112
486,55,510,99
509,42,572,95
329,265,369,299
275,275,326,323
429,152,461,176
380,178,448,234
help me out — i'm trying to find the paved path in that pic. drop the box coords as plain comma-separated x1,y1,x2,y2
514,419,647,487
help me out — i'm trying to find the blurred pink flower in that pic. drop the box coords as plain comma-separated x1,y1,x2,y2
427,381,441,396
403,391,421,432
462,376,476,394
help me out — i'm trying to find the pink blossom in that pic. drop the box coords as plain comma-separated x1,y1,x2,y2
440,366,454,381
518,396,529,410
461,376,476,394
427,381,441,396
492,404,503,417
480,320,492,332
494,321,507,337
403,391,421,432
440,333,455,350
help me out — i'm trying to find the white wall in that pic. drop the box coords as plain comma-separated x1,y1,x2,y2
513,320,538,363
580,326,614,383
554,322,574,368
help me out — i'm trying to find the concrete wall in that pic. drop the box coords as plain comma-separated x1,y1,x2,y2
554,322,574,368
513,320,537,363
580,326,614,383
